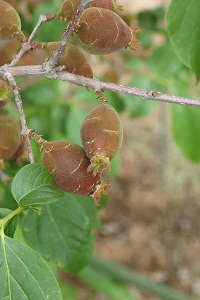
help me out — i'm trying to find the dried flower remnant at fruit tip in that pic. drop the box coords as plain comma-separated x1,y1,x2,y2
127,25,142,50
30,131,110,206
81,103,123,175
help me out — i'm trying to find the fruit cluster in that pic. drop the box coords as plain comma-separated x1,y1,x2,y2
57,0,141,56
31,100,123,206
0,0,141,75
42,0,141,77
0,0,140,205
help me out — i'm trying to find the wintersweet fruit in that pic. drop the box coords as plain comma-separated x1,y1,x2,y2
81,102,123,175
0,114,21,161
43,42,93,78
86,0,123,12
7,138,27,164
0,39,21,66
57,0,80,21
39,139,110,206
0,0,23,40
57,0,122,22
76,7,141,55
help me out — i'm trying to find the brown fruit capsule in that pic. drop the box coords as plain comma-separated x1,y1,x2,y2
43,42,93,78
0,39,21,66
81,103,123,175
86,0,123,12
76,7,141,55
6,138,27,164
57,0,80,21
0,114,21,161
57,0,121,21
40,140,110,206
0,0,23,40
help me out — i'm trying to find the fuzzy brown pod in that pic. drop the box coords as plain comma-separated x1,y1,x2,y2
0,39,21,66
57,0,79,21
86,0,123,12
81,103,123,175
0,0,22,40
0,114,21,161
57,0,122,22
43,42,93,78
76,7,141,55
6,138,27,165
41,140,110,206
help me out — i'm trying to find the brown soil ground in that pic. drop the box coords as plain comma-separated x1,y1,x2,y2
94,105,200,299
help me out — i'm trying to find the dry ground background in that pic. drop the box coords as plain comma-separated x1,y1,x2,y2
91,0,200,299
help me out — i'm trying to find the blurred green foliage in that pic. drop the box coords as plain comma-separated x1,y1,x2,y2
1,0,200,299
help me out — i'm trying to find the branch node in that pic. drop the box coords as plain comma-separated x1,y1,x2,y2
147,91,162,97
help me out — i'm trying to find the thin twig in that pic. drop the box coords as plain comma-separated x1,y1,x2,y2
0,65,200,108
44,0,93,71
4,72,34,163
8,14,48,67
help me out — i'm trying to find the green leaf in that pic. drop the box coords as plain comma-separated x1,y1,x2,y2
90,256,190,300
104,90,125,113
28,109,53,140
149,42,184,78
0,181,18,210
32,3,66,42
75,195,100,229
124,76,159,118
50,105,71,137
171,105,200,162
66,104,89,145
109,152,121,180
0,209,18,238
75,86,97,105
0,235,62,300
21,78,61,107
21,194,94,273
138,7,165,31
79,266,137,300
168,0,200,79
11,163,64,206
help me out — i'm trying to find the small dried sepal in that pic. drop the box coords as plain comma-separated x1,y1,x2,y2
112,0,123,12
90,180,111,206
87,154,110,176
28,129,46,150
127,25,142,50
